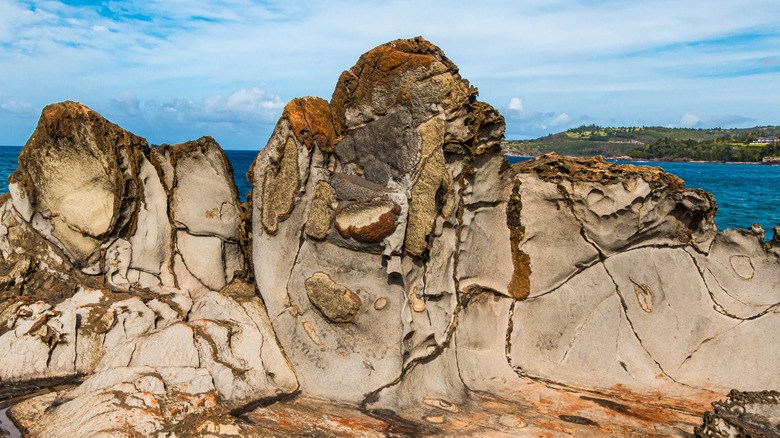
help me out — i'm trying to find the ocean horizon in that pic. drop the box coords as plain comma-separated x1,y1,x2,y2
0,145,777,238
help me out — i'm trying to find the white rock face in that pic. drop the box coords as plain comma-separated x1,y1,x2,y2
508,154,780,395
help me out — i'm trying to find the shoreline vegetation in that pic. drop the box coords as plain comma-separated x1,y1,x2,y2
504,124,780,164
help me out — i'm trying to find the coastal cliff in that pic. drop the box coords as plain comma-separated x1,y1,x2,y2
1,37,779,437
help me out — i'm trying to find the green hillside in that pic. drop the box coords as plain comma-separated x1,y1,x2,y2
504,125,780,162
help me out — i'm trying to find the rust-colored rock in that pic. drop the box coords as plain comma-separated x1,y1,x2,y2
513,152,687,189
334,199,400,243
283,97,338,152
506,181,531,299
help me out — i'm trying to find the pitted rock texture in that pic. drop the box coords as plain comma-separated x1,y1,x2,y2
508,153,780,396
304,272,362,323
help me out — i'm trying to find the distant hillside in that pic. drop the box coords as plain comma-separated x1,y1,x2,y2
504,125,780,162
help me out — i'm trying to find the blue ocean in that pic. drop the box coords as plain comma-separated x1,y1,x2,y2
505,156,780,238
0,146,778,238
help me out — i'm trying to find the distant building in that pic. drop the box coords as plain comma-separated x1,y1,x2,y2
751,135,779,145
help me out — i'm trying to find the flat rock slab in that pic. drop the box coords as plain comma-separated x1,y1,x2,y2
243,380,720,437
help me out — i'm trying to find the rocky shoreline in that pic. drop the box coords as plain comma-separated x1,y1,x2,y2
1,37,779,437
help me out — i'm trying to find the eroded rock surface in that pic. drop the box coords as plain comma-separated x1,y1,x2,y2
248,37,779,433
251,36,516,409
0,102,296,437
696,390,780,437
508,154,780,397
2,37,779,437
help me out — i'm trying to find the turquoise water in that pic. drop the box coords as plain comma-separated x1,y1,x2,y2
1,145,778,236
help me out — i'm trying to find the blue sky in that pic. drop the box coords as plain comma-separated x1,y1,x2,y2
0,0,778,150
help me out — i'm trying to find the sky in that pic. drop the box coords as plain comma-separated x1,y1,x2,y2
0,0,778,150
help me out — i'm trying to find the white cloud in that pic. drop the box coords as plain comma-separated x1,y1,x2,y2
550,112,571,127
99,87,285,148
678,113,756,129
110,91,142,117
0,1,35,42
203,87,285,120
679,114,701,127
1,0,779,148
503,97,586,139
0,99,33,114
508,97,524,111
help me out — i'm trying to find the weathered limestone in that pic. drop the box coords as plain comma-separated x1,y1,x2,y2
508,153,780,399
2,37,779,437
0,102,297,436
251,37,511,408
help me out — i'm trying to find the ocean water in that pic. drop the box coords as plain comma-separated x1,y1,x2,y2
1,146,778,237
507,156,780,237
224,149,256,199
0,146,257,202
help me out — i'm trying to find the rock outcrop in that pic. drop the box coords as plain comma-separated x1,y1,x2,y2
250,37,514,409
696,390,780,437
1,37,779,437
0,103,296,436
510,154,780,396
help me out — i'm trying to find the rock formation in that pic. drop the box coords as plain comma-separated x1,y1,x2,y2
1,37,779,437
510,154,780,395
250,37,512,410
696,390,780,437
0,103,296,436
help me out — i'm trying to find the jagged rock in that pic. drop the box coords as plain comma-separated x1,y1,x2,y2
0,102,298,436
2,37,780,437
251,36,509,407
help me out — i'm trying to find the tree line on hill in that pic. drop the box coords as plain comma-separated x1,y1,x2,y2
626,134,780,162
504,125,780,162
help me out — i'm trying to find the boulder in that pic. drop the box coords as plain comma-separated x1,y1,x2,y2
9,102,146,266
